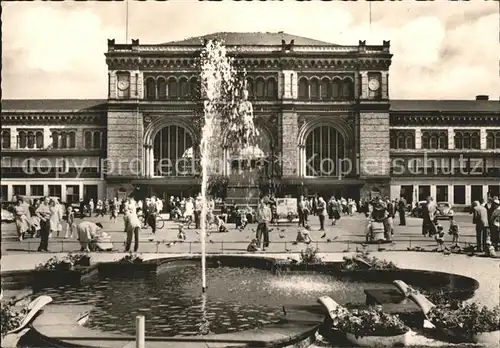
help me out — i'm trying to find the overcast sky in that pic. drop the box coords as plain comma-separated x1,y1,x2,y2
2,1,499,100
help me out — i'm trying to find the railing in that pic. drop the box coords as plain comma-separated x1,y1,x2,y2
1,238,478,254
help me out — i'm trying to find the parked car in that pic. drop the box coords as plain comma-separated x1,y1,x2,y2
436,202,454,220
411,201,427,218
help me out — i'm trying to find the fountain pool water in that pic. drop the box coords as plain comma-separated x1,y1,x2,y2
36,264,389,337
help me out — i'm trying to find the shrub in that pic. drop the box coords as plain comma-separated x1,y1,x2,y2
118,253,143,264
416,288,462,308
331,305,409,338
35,253,90,271
428,303,500,336
299,246,322,264
340,252,398,271
1,301,29,338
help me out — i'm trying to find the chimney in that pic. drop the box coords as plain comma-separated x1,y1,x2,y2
476,95,489,101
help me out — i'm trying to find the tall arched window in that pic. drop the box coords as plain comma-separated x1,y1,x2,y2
27,131,35,149
18,131,27,148
157,78,167,99
167,77,178,98
422,130,448,149
405,132,415,149
266,78,277,98
179,78,189,98
246,78,254,98
1,130,10,149
390,130,415,149
60,132,68,149
145,78,156,100
52,131,59,149
341,77,354,99
487,130,500,149
298,78,309,99
189,77,199,99
93,132,101,149
455,130,480,149
320,78,330,99
310,78,320,100
332,78,341,99
153,125,194,176
35,131,43,149
69,132,76,149
255,78,265,98
305,126,345,177
84,131,92,149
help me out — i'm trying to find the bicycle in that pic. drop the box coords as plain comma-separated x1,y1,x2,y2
139,214,165,230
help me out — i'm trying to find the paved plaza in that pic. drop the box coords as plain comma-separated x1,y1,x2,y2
0,212,483,255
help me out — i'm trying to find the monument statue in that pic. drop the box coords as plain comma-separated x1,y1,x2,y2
230,88,259,147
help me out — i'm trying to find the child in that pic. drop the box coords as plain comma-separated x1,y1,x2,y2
434,222,445,251
64,206,75,239
485,238,496,258
296,225,313,244
246,238,259,252
177,225,186,241
448,216,460,249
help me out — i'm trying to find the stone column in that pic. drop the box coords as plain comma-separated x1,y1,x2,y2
415,128,422,149
281,110,298,177
381,71,389,99
10,128,17,149
149,147,155,177
482,185,489,200
279,71,298,100
360,72,369,99
143,145,148,177
79,183,84,201
109,71,117,99
448,128,455,149
430,185,437,200
448,184,454,205
480,127,487,150
465,185,471,206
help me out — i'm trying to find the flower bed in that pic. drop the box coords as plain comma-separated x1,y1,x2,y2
340,252,398,271
1,300,29,338
35,253,90,271
331,305,410,347
427,302,500,344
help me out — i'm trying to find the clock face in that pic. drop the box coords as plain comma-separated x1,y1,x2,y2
368,78,380,91
118,80,130,91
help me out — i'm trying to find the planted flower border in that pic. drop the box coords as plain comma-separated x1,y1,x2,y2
427,302,500,345
330,305,411,347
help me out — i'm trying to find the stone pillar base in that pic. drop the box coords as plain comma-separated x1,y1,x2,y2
360,178,391,200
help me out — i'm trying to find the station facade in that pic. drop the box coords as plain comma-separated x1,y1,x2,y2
1,32,499,208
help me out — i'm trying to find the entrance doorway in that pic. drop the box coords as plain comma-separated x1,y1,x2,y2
400,185,414,205
83,185,98,202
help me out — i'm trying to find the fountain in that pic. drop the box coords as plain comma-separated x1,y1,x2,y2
199,40,259,292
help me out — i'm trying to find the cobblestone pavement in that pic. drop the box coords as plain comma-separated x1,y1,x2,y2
0,212,482,255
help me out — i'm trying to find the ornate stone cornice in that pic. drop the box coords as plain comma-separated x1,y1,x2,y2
106,56,391,71
390,114,500,126
0,113,106,125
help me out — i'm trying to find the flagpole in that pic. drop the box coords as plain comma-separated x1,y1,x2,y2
125,0,129,43
369,2,372,33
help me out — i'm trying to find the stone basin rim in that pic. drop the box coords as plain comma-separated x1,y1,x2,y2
4,254,481,348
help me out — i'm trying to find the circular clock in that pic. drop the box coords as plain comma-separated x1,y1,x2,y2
368,78,380,91
117,80,130,91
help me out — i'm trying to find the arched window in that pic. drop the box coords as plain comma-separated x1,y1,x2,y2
454,132,463,149
153,125,194,176
1,130,10,149
179,78,189,98
189,77,199,99
93,132,101,149
27,131,35,149
266,78,277,98
305,125,345,177
310,78,320,100
298,78,309,99
456,130,480,149
422,130,447,149
320,78,330,99
157,78,167,99
69,132,76,149
145,78,156,100
167,77,177,98
84,131,92,149
486,130,500,149
35,131,43,149
61,132,68,149
18,131,27,148
52,131,59,149
342,78,354,99
332,78,341,99
405,132,415,149
255,78,265,98
390,131,398,149
246,78,254,98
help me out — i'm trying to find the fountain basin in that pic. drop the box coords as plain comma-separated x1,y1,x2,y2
1,255,480,348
